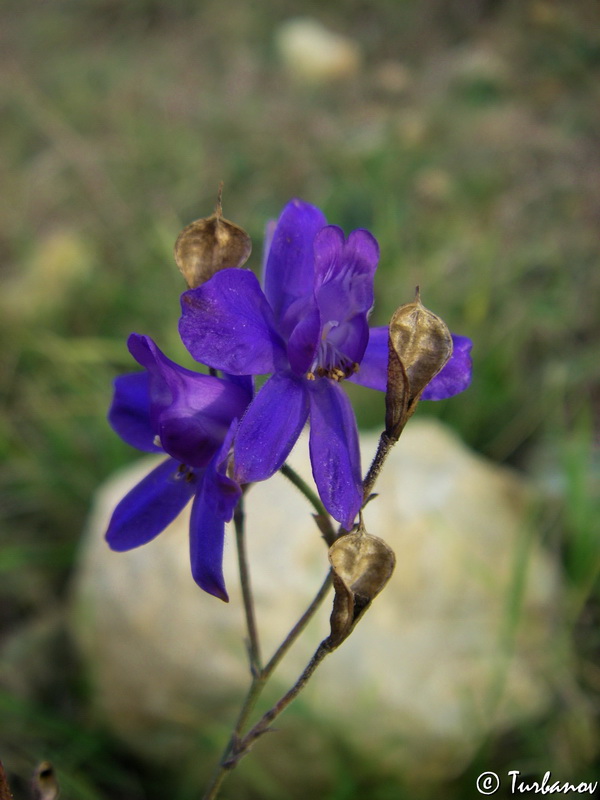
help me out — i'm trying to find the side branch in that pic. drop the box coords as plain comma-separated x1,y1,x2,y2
225,639,333,767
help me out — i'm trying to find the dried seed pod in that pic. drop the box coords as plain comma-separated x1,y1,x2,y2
386,289,453,439
174,186,252,288
327,524,395,649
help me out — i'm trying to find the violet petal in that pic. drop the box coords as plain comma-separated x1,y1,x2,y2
314,227,379,322
105,457,196,551
421,334,473,400
127,333,251,467
189,486,229,602
348,325,388,391
233,372,309,483
325,313,370,367
264,199,327,322
108,372,162,452
308,379,362,530
287,304,321,375
180,269,286,375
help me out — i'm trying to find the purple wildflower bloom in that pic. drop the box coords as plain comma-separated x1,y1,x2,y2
105,333,252,601
179,199,472,531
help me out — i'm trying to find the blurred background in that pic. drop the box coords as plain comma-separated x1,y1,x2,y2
0,0,599,797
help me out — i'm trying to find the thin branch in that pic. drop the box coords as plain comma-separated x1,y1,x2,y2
234,495,262,675
263,569,332,678
280,462,336,545
201,570,333,800
224,639,333,768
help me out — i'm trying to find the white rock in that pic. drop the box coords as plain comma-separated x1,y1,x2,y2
275,18,362,84
71,420,568,783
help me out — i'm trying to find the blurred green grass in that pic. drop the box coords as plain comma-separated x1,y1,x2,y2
1,0,599,797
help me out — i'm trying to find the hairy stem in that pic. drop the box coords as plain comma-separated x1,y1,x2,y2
362,430,400,502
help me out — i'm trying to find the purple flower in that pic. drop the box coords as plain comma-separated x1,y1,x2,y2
179,199,472,531
105,333,252,601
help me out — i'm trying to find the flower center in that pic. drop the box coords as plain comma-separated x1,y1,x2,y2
306,321,359,382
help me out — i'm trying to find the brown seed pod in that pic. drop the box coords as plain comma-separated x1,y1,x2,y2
385,288,453,439
327,523,395,649
174,185,252,288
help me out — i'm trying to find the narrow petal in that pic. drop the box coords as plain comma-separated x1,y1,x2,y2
264,199,327,322
179,269,286,375
127,334,251,467
421,334,473,400
308,380,362,530
348,325,388,391
189,487,229,602
189,422,241,601
108,372,162,452
106,457,196,551
233,372,309,483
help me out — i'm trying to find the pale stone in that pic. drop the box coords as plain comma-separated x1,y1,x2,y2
275,18,362,84
71,419,569,783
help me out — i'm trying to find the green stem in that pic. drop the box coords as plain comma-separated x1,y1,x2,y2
234,495,262,675
280,462,336,545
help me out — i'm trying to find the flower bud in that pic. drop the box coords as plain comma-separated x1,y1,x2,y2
174,186,252,288
327,523,395,649
385,289,453,439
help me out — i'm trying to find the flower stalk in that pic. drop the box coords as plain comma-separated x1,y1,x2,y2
202,569,334,800
233,493,262,675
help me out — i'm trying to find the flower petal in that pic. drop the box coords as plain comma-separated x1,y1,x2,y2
127,333,251,467
128,333,251,467
106,457,196,551
314,226,379,321
348,325,388,391
179,269,286,375
189,422,241,600
421,334,473,400
308,379,362,530
189,486,229,602
108,372,162,452
233,372,309,483
264,199,327,322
